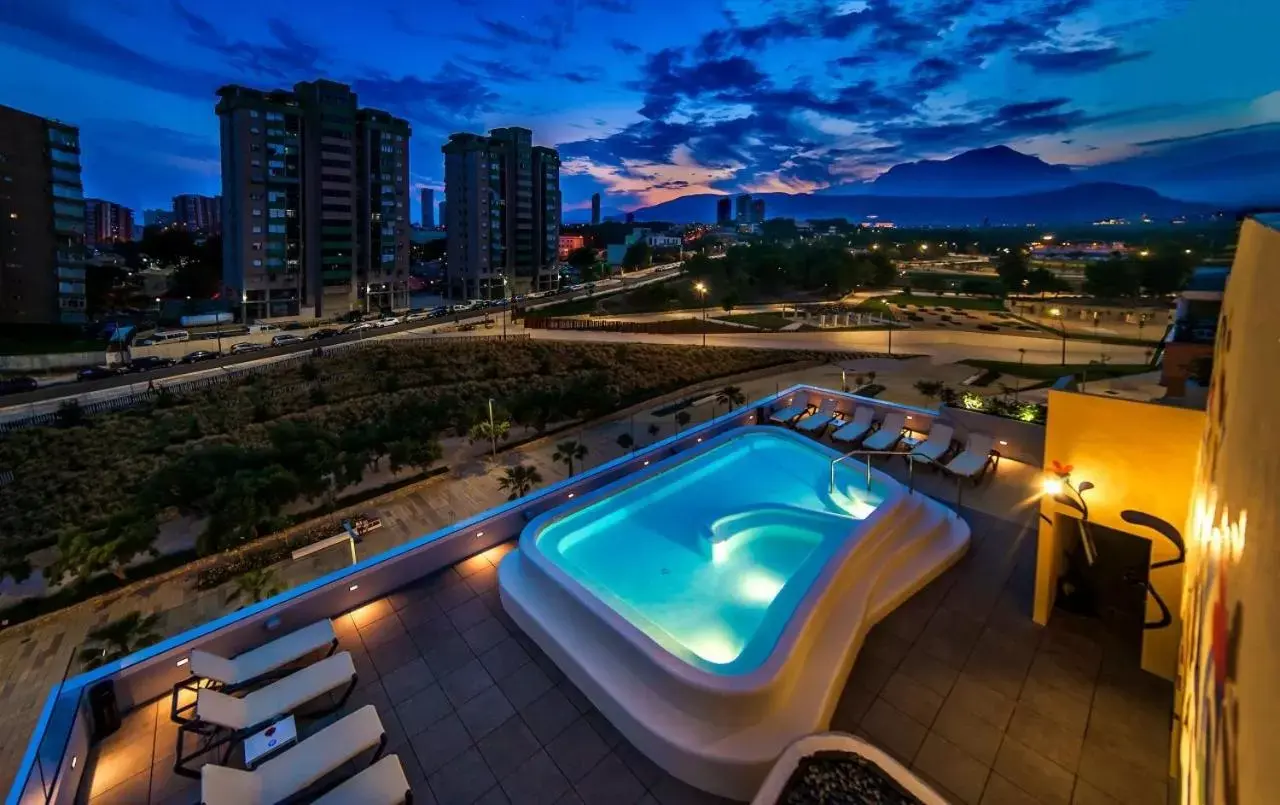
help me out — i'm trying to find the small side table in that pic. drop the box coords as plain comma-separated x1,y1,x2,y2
244,715,297,769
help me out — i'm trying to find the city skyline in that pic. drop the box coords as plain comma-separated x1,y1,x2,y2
1,0,1278,219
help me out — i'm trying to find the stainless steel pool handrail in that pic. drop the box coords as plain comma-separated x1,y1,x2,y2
828,447,963,509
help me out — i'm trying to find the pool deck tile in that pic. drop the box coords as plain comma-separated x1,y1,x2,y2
75,456,1174,805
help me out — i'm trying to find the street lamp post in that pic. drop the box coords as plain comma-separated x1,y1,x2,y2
694,281,709,347
487,397,497,459
1050,309,1067,365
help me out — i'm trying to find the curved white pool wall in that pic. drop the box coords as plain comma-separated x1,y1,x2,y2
500,426,971,799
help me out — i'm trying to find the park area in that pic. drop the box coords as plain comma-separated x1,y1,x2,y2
0,340,815,615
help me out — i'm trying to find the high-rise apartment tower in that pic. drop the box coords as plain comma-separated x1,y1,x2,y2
217,80,411,320
421,188,434,228
591,192,601,225
442,126,561,299
0,104,86,324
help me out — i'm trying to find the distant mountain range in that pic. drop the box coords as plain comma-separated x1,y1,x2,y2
633,181,1219,226
626,138,1280,224
844,145,1079,198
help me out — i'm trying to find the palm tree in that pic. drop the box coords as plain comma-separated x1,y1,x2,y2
552,440,589,476
498,464,543,500
675,410,692,431
233,568,282,606
468,415,511,459
79,611,161,670
616,433,634,453
715,385,745,411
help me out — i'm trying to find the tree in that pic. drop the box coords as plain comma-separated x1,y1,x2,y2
468,414,511,457
233,568,282,605
1139,253,1194,297
621,241,652,270
864,252,897,288
647,422,661,442
79,611,161,670
50,509,159,587
994,249,1030,292
616,432,634,453
55,400,84,428
552,439,589,476
675,410,692,431
1025,267,1063,297
716,385,745,410
387,437,443,473
721,290,741,313
913,273,947,293
567,247,598,271
498,464,543,500
1084,258,1142,300
914,380,945,402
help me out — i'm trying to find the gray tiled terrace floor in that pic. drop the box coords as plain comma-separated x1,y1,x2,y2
78,474,1175,805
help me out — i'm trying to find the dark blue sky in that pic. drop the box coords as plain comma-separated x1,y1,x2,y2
1,0,1277,218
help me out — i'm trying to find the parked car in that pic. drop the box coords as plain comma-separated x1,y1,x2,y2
341,322,373,334
307,328,339,341
270,333,305,347
404,310,433,322
76,366,118,382
428,306,449,318
179,349,221,364
229,342,266,355
374,316,402,328
127,356,176,372
0,376,38,395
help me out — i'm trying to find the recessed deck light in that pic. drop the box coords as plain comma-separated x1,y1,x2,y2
999,440,1008,446
176,657,189,667
643,460,650,466
568,493,575,499
905,415,912,420
71,756,77,770
696,437,702,443
349,584,359,592
476,531,485,538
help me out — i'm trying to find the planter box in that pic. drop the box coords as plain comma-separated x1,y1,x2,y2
750,732,950,805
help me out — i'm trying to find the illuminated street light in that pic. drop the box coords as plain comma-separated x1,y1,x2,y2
694,281,709,347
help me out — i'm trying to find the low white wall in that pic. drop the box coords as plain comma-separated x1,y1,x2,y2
0,352,101,372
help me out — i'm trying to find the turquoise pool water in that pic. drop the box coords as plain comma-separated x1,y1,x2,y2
534,428,886,674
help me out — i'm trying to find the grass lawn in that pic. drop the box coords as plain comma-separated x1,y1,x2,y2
960,359,1154,380
719,312,793,330
881,293,1006,311
1007,315,1162,347
854,298,894,315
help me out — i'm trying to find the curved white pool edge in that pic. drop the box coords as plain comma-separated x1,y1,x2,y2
517,427,909,711
749,733,950,805
500,461,970,798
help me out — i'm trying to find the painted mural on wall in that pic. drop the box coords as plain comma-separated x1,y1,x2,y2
1178,292,1245,805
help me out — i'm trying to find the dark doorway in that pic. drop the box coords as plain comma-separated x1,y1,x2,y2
1053,515,1152,657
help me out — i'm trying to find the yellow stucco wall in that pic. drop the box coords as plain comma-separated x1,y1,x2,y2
1035,390,1205,680
1177,217,1280,805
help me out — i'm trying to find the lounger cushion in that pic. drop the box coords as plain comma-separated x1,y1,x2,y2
947,435,996,477
768,404,806,423
197,651,356,730
200,705,385,805
910,425,955,462
796,413,837,432
862,414,907,450
191,620,337,685
312,755,410,805
831,409,874,443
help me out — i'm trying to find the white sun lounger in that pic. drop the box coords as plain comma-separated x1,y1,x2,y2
200,705,387,805
768,402,810,424
831,408,875,444
194,651,358,732
945,433,997,480
312,755,412,805
909,424,955,464
862,412,908,451
794,400,840,433
189,620,338,688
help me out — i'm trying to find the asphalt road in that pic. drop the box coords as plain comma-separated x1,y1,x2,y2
0,265,686,421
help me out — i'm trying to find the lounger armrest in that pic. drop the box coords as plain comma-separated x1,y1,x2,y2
201,764,261,805
312,755,410,805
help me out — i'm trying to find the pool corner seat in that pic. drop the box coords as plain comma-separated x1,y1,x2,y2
200,704,387,805
830,408,875,445
861,412,908,451
187,619,338,689
768,402,810,424
311,755,412,805
908,423,955,465
944,433,997,482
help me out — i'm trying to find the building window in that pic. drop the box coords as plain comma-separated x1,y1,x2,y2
252,226,262,234
251,160,261,167
269,208,284,218
252,208,263,216
252,259,262,266
252,242,263,251
250,110,260,118
250,128,260,135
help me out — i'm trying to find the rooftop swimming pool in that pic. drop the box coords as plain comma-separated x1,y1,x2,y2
533,428,886,674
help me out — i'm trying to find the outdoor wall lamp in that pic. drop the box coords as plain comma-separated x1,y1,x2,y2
1040,460,1097,564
